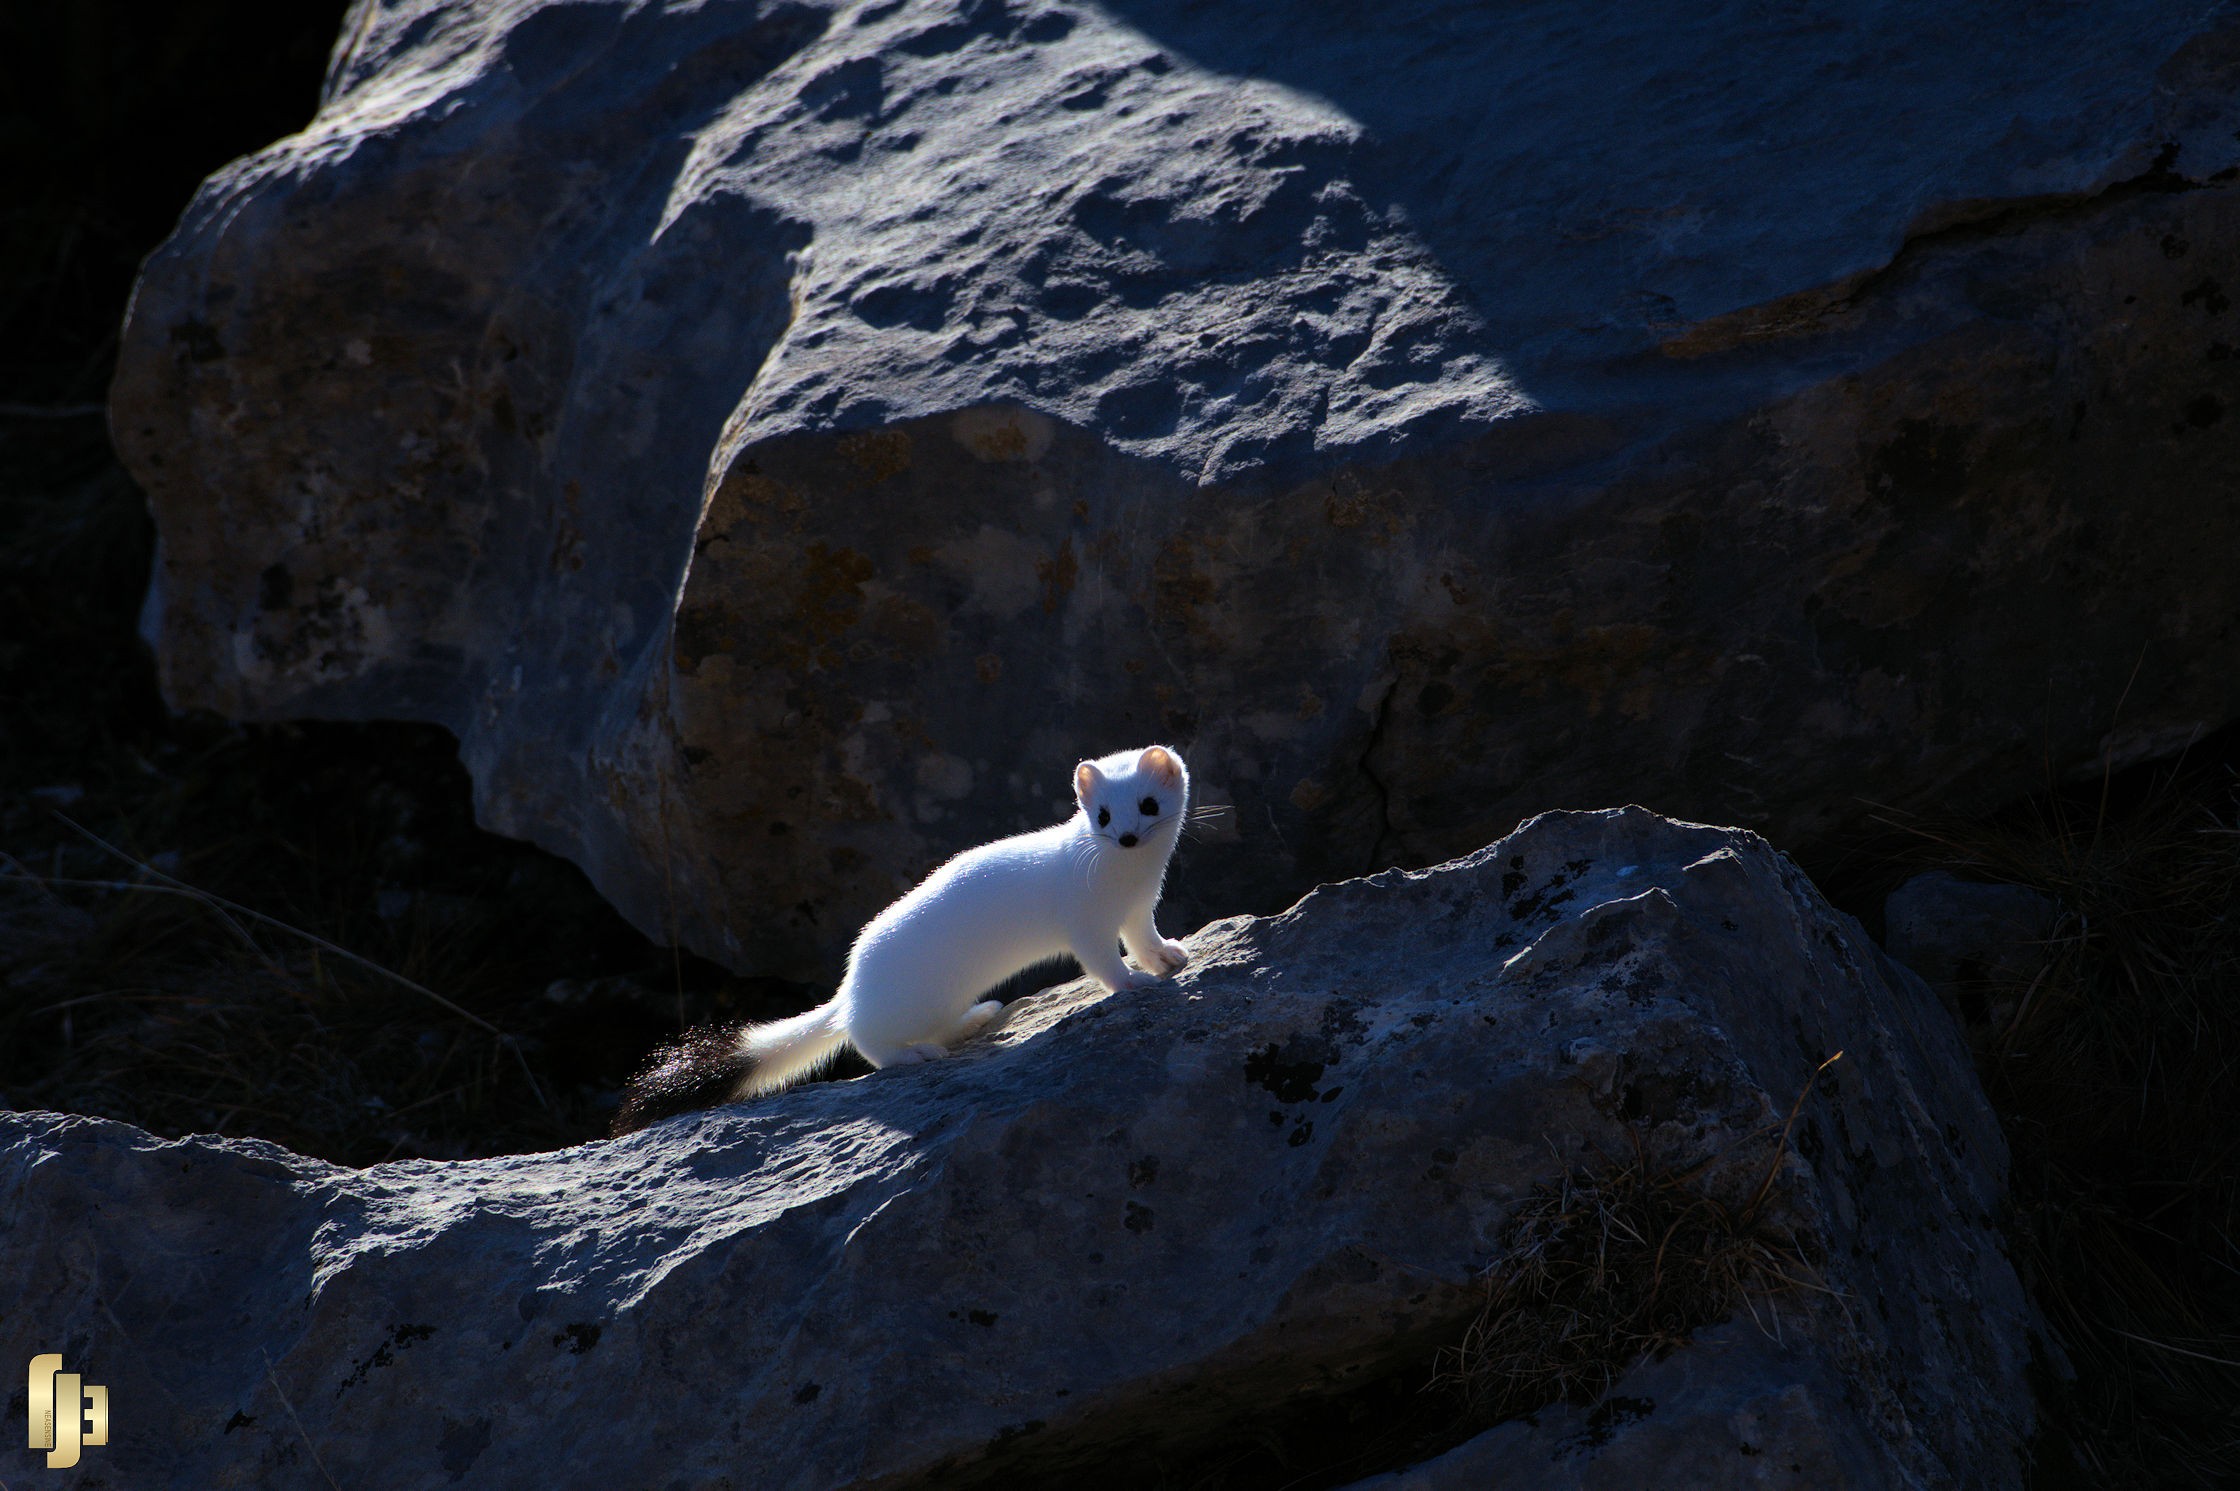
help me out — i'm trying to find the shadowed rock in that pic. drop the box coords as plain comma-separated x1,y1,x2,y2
1,810,2030,1488
1885,871,2061,993
109,0,2240,976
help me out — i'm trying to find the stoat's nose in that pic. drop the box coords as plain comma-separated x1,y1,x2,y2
1118,833,1139,848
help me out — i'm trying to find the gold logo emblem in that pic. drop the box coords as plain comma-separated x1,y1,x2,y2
27,1355,108,1470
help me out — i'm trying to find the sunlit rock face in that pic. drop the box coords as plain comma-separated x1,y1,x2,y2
112,0,2240,975
0,811,2033,1488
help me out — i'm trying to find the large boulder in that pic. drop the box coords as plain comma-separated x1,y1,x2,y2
110,0,2240,976
1,810,2031,1488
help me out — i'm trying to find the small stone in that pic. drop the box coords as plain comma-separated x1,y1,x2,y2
1885,870,2060,990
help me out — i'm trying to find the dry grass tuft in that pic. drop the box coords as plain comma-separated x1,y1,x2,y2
1436,1078,1834,1423
0,754,810,1165
1882,746,2240,1489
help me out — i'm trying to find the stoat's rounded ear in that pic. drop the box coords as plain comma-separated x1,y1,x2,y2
1138,745,1183,784
1074,760,1104,803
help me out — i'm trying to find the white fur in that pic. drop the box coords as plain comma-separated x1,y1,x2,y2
732,744,1191,1095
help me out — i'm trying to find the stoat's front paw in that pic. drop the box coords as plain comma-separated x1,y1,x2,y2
1121,968,1163,990
1150,938,1190,974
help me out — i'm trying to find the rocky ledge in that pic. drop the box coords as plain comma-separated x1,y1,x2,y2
2,809,2029,1488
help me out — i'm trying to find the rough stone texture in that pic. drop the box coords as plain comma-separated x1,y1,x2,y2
2,810,2028,1489
1884,871,2060,992
1338,1322,1886,1491
1882,870,2062,1039
110,0,2240,976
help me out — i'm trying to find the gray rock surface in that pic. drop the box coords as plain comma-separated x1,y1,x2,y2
110,0,2240,976
1884,871,2060,993
1338,1322,1887,1491
2,810,2029,1488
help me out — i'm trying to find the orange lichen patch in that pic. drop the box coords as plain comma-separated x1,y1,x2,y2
675,535,882,676
950,405,1050,462
1084,525,1131,575
820,771,887,823
793,543,876,641
970,422,1028,460
868,591,946,656
1151,531,1220,639
839,428,912,483
1296,685,1326,721
1473,622,1688,720
975,653,1003,683
1290,777,1335,812
896,710,941,752
1322,471,1408,542
705,466,808,535
663,599,734,671
697,481,749,541
1036,539,1078,614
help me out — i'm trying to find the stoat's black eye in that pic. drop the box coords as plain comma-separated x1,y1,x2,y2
1096,806,1111,827
1139,797,1159,816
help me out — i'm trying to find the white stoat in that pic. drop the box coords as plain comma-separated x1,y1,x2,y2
611,744,1190,1133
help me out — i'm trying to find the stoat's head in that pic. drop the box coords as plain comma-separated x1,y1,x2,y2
1074,745,1189,850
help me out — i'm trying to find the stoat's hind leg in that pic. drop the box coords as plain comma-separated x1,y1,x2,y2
954,999,1003,1040
863,1002,1001,1070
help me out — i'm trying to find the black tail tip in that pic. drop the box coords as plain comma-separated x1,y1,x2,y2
609,1023,750,1137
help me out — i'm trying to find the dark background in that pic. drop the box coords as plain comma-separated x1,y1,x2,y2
0,5,2232,1483
0,1,804,1164
1,3,345,404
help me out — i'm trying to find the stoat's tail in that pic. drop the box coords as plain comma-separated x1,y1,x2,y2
737,1000,852,1095
610,1000,850,1136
